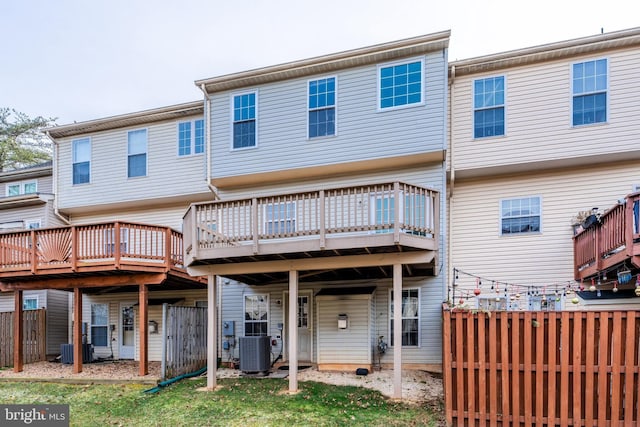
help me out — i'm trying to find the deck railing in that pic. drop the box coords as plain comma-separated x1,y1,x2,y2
574,192,640,280
0,221,184,275
184,182,439,256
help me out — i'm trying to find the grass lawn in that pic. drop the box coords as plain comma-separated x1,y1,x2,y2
0,377,444,426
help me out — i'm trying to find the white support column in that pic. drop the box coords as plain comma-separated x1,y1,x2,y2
393,263,403,399
288,270,299,393
207,275,218,390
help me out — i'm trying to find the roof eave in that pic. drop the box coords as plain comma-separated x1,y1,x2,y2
196,30,451,93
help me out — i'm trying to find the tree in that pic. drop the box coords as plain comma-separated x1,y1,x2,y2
0,108,56,172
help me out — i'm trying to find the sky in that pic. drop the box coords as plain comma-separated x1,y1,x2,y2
1,0,637,125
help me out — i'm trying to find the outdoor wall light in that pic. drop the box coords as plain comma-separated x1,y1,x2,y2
338,314,348,329
148,320,158,334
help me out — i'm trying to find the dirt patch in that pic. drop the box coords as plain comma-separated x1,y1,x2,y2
0,360,161,381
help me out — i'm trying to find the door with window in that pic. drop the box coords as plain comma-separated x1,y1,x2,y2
284,291,312,362
119,303,135,359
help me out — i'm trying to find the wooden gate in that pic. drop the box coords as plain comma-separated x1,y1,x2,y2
162,305,207,379
0,309,47,367
443,306,640,426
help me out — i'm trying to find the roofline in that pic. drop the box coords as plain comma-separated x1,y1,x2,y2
450,26,640,77
195,30,451,93
0,162,52,181
45,100,204,139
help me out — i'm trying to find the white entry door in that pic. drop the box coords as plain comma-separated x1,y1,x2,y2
119,303,135,359
284,291,312,362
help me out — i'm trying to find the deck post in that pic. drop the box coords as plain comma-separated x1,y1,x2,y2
13,290,23,372
207,275,217,390
393,263,403,399
289,270,298,393
139,284,148,376
73,287,83,373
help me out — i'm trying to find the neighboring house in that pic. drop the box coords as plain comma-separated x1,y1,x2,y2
0,162,69,356
447,27,640,310
0,102,211,374
183,30,450,397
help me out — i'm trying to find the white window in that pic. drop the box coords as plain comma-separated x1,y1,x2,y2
178,119,205,156
572,58,607,126
232,92,257,149
389,288,419,346
23,296,39,310
264,202,296,235
244,294,268,336
25,220,41,230
5,180,37,196
72,138,91,184
195,300,208,308
308,77,336,138
91,303,109,346
501,196,541,235
378,58,424,110
371,192,433,234
477,296,508,311
127,129,147,178
104,228,129,255
528,294,563,311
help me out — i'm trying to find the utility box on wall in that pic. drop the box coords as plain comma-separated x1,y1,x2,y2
222,320,235,336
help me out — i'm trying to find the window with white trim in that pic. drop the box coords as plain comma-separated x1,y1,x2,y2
572,58,607,126
127,129,147,178
264,202,296,235
477,296,509,311
104,228,129,255
25,220,41,230
390,288,419,346
528,293,563,311
308,77,336,138
232,92,256,149
91,303,108,346
501,196,541,235
474,76,505,138
244,294,268,336
178,119,205,156
72,137,91,185
371,192,433,235
6,180,37,196
23,296,39,310
379,59,423,110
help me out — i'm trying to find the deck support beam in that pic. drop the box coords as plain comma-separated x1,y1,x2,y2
393,263,403,399
207,275,218,390
288,270,299,393
13,290,23,373
139,284,148,376
73,287,83,373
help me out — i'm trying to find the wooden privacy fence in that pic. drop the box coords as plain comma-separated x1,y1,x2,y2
443,306,640,426
0,309,46,367
161,305,207,379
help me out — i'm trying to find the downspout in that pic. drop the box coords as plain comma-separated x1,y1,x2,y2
199,83,220,200
46,131,71,225
447,65,456,296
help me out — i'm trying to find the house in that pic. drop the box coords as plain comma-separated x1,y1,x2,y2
447,27,640,310
182,30,450,398
0,102,211,374
0,162,69,357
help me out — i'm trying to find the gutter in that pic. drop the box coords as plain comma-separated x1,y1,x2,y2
46,131,71,225
447,65,456,288
199,84,220,200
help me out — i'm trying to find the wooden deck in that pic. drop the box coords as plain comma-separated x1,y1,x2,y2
183,182,440,283
0,221,204,292
573,192,640,281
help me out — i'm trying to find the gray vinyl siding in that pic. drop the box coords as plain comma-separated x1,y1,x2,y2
209,50,447,179
79,289,207,361
44,290,69,355
0,204,48,229
56,114,210,211
70,204,195,231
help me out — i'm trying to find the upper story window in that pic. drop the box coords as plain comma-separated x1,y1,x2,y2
72,137,91,185
178,119,205,156
501,196,541,235
308,77,336,138
390,288,419,346
6,180,37,196
474,76,505,138
127,129,147,178
232,92,257,149
244,294,268,336
378,59,423,110
572,58,607,126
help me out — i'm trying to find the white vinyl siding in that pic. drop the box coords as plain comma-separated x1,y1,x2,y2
56,115,209,211
210,51,445,180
